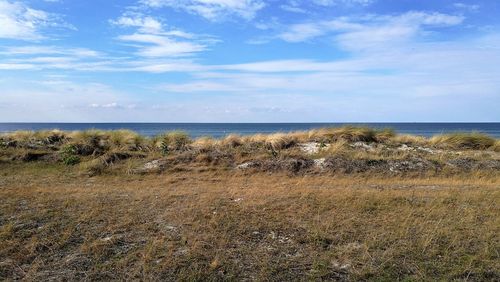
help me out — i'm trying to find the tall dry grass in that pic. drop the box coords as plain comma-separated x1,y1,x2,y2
2,127,499,172
430,132,496,150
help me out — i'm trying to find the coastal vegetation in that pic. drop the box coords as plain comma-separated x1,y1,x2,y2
1,127,499,280
0,126,498,176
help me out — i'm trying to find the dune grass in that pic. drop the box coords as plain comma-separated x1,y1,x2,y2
492,140,500,152
153,131,192,155
2,126,497,153
430,132,496,150
1,127,499,176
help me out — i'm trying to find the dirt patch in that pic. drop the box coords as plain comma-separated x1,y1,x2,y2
13,152,50,162
446,158,500,171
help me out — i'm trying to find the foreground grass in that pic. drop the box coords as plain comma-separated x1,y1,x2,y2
0,164,499,281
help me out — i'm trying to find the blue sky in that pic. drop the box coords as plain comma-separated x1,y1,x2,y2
0,0,499,122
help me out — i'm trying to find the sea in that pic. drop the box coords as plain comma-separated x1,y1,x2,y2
0,123,499,138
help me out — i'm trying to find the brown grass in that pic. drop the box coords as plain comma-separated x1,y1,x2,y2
491,140,500,152
1,127,499,176
0,164,498,280
430,132,496,150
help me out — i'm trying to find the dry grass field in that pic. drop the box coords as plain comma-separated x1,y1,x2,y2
1,128,499,280
0,163,499,281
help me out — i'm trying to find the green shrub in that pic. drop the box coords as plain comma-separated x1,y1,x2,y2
60,144,80,165
63,155,80,166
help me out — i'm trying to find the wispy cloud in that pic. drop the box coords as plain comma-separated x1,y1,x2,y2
453,3,480,12
0,0,73,40
280,0,307,14
110,12,164,34
1,45,101,57
156,32,500,106
90,102,137,109
117,33,207,57
112,12,214,57
312,0,374,6
277,11,465,50
0,45,110,71
139,0,266,21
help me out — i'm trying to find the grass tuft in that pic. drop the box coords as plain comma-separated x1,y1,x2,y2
192,136,218,152
220,134,244,148
264,133,298,151
108,130,146,151
154,131,191,155
492,140,500,152
430,132,496,150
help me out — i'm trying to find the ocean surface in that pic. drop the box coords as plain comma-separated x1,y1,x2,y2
0,123,499,138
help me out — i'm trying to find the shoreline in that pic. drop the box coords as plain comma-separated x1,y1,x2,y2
1,122,499,138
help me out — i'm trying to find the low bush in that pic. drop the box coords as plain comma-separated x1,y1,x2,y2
60,144,80,165
62,155,80,166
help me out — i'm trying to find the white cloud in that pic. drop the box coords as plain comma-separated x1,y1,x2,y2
117,33,206,57
0,0,72,40
155,32,500,115
89,102,136,109
112,13,213,58
280,5,307,14
140,0,265,20
312,0,374,6
3,31,500,122
279,23,326,42
0,63,35,70
111,12,163,34
453,3,480,12
280,1,307,14
127,59,204,72
277,11,465,50
2,45,101,57
0,45,111,71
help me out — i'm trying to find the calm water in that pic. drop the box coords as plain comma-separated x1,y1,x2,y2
0,123,499,138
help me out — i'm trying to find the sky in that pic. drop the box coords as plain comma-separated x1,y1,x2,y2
0,0,499,122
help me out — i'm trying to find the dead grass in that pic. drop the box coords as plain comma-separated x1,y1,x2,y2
430,132,496,150
491,140,500,152
191,136,218,152
0,166,498,280
220,134,244,148
2,127,498,154
1,127,499,177
390,134,427,146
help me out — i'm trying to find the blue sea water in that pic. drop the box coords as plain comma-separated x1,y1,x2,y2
0,123,499,138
